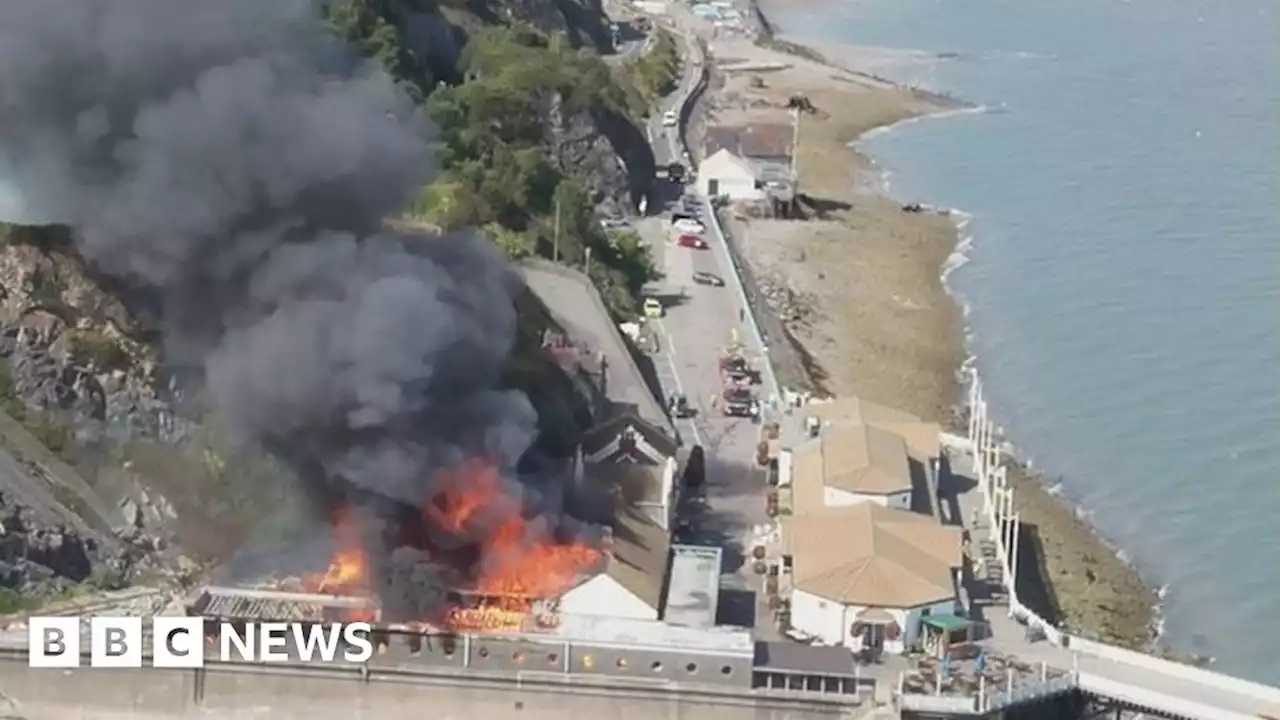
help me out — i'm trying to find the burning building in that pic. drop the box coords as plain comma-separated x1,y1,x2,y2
295,456,620,632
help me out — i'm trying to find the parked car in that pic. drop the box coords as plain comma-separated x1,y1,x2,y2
673,218,706,235
667,393,696,419
643,297,664,318
677,234,707,249
692,271,724,286
721,387,760,419
662,110,678,127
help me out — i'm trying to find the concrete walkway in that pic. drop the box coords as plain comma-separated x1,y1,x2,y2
936,446,1280,719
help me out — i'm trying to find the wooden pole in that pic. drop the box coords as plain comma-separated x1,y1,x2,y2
553,197,561,263
1011,513,1022,589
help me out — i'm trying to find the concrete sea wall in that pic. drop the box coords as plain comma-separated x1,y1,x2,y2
0,653,858,720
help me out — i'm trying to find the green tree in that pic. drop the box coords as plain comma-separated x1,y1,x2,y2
323,0,433,98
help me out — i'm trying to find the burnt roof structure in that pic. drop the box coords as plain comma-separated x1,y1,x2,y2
188,586,381,623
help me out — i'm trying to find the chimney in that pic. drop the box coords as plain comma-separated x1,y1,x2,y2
778,448,794,488
805,416,820,438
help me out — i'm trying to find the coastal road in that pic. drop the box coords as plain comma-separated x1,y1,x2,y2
604,23,647,67
632,15,776,631
639,218,776,631
644,15,701,175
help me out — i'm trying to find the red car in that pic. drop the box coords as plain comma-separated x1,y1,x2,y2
677,234,707,249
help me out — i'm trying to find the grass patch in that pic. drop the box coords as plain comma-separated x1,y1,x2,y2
0,587,39,615
67,328,130,371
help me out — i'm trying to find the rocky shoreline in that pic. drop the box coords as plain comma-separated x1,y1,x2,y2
699,0,1167,652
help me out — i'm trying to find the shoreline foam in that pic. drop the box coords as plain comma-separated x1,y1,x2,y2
848,74,1172,654
737,0,1170,653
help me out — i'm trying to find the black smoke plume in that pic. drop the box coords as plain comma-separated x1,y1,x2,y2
0,0,564,615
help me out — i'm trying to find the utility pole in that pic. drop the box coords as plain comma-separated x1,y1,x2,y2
789,107,801,215
790,108,800,183
553,196,561,263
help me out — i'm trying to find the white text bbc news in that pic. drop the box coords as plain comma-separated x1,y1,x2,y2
27,617,373,668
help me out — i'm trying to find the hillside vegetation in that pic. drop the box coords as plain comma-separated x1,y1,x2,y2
330,1,664,317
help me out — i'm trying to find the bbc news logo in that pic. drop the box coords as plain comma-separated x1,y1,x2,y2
28,617,374,668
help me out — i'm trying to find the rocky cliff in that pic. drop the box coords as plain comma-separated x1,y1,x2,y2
0,0,644,601
398,0,657,211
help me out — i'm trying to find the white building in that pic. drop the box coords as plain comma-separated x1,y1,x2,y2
778,422,915,510
580,410,680,530
775,504,963,655
559,503,672,621
695,149,763,202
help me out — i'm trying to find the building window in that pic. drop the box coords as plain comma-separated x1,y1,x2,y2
619,428,638,455
783,555,793,571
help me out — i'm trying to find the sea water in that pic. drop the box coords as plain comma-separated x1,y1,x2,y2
772,0,1280,684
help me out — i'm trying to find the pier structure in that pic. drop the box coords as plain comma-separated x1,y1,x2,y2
894,370,1280,718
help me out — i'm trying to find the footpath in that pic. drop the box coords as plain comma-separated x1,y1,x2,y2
655,5,1280,719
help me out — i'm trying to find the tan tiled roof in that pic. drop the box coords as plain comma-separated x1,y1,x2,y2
801,397,940,461
789,442,828,513
790,423,912,496
781,505,961,608
605,503,671,609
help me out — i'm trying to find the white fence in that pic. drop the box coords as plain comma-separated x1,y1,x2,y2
965,369,1062,646
967,370,1280,704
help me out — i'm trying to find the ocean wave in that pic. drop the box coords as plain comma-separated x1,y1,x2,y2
857,103,992,143
935,50,1059,62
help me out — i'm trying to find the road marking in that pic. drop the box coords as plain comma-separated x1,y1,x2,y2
654,318,703,447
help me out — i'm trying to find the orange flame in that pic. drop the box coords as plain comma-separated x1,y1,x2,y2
310,457,602,632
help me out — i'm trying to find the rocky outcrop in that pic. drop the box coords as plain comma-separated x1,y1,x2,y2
0,489,163,598
545,91,656,216
0,241,191,446
402,0,654,213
